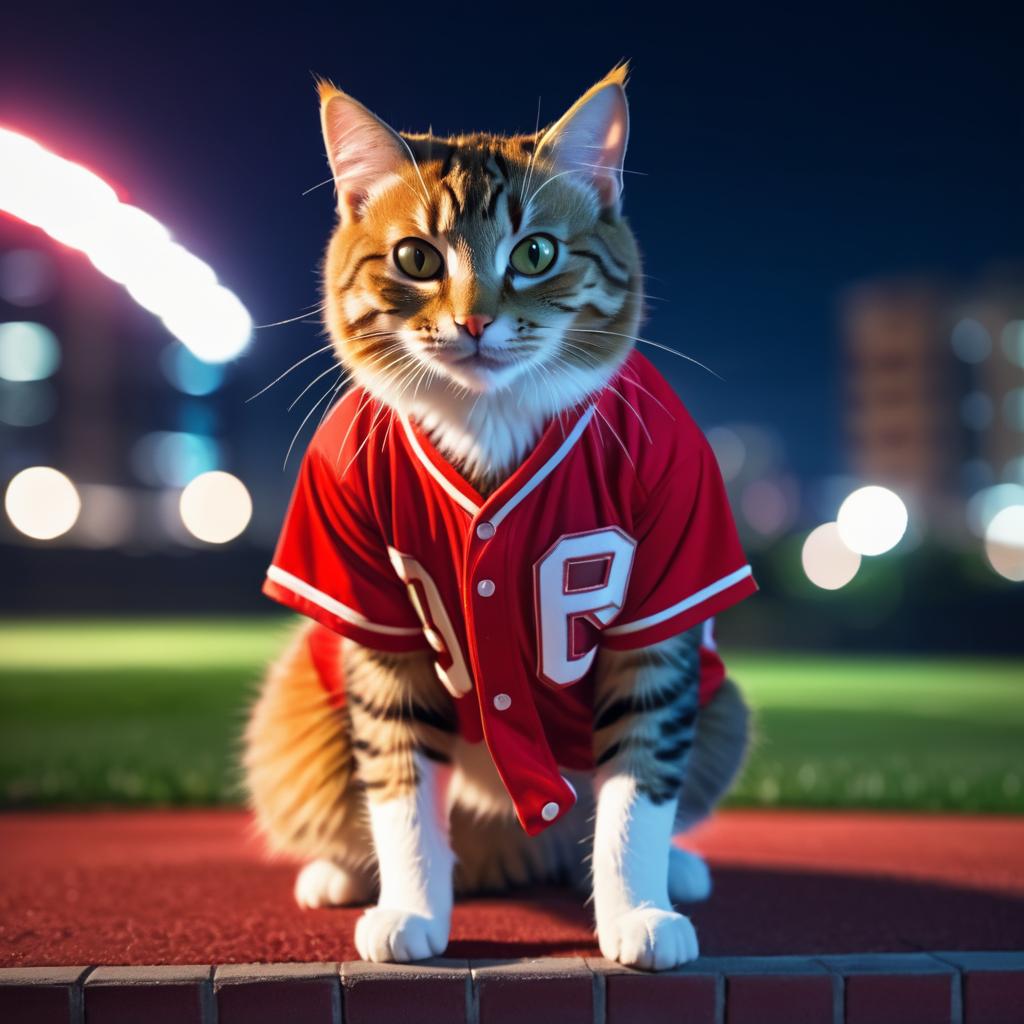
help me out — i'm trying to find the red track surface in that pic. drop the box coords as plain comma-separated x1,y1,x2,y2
1,810,1022,967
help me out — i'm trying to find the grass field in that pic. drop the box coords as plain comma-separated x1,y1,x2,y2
1,618,1021,813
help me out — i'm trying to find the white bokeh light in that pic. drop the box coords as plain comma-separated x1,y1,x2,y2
836,485,909,556
5,466,81,540
984,505,1024,582
0,127,250,363
802,522,862,590
179,471,252,544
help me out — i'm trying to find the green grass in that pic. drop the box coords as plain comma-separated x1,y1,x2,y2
1,619,1021,812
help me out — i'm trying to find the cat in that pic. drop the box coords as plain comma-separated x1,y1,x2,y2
244,64,757,971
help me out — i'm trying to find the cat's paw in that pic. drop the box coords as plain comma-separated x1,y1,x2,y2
294,859,372,909
598,906,699,971
354,906,449,963
668,847,712,903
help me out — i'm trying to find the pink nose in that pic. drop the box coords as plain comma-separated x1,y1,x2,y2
460,315,493,340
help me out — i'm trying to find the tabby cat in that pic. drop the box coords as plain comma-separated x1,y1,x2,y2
244,65,756,971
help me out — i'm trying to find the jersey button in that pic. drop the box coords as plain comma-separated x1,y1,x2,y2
541,801,560,822
476,521,495,540
476,578,496,597
423,628,444,653
493,693,511,711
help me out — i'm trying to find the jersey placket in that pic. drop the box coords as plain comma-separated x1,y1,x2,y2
461,499,577,836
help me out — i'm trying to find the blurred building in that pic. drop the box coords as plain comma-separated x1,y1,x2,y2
842,272,1024,542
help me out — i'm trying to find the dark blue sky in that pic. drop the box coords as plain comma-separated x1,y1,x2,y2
2,1,1022,483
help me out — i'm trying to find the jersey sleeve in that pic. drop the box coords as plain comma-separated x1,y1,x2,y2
262,445,428,652
601,433,757,650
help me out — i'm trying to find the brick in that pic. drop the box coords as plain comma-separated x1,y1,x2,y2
934,952,1024,1024
341,959,469,1024
587,957,719,1024
84,965,212,1024
472,958,593,1024
819,954,956,1024
699,957,835,1024
0,966,90,1024
214,962,340,1024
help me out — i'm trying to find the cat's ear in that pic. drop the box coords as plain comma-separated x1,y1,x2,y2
534,63,630,211
317,79,408,224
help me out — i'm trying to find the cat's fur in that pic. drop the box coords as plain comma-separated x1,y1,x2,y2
244,65,750,970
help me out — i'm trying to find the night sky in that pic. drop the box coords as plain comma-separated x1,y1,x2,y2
2,1,1022,484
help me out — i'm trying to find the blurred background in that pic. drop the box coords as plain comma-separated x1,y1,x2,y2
1,3,1021,814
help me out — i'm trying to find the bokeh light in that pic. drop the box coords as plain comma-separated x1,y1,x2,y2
706,426,746,482
4,466,81,540
131,432,220,488
983,506,1024,582
0,321,61,382
950,317,991,363
960,391,993,431
741,478,794,537
1001,320,1024,368
179,471,252,544
0,127,251,363
802,522,861,590
1003,388,1024,431
966,483,1024,537
159,344,225,396
837,485,909,556
0,380,56,427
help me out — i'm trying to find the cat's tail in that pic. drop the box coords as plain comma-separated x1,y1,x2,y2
242,622,368,864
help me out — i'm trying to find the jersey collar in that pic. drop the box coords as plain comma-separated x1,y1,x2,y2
400,401,596,528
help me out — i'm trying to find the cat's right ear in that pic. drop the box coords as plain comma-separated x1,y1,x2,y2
317,80,407,224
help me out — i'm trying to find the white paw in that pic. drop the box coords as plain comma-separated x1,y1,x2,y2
668,847,712,903
598,906,699,971
354,906,449,963
294,859,372,909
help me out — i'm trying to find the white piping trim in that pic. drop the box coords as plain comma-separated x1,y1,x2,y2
266,565,423,636
400,415,481,517
489,406,596,529
603,565,754,637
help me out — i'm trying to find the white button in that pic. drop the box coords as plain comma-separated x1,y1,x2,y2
423,628,444,653
541,801,560,822
434,662,451,686
493,693,511,711
476,578,495,597
476,521,495,540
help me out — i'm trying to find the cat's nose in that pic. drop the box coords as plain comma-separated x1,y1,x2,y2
458,315,493,340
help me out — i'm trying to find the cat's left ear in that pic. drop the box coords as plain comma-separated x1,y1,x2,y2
534,63,630,211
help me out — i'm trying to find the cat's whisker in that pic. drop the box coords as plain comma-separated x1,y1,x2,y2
395,133,433,208
567,328,723,381
616,369,676,422
253,303,326,330
567,160,647,177
246,342,336,403
301,176,336,197
594,406,637,472
604,382,653,443
288,361,344,412
248,329,399,404
282,370,345,470
519,95,544,206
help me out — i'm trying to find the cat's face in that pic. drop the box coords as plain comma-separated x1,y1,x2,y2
319,66,642,415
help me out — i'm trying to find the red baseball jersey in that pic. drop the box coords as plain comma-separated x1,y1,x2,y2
263,350,757,835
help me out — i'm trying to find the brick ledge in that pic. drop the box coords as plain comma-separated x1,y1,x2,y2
0,952,1021,1023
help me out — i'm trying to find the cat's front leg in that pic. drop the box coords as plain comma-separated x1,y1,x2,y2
343,641,456,962
591,631,702,970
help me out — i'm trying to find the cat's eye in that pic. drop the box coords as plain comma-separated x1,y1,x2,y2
394,238,444,280
509,234,557,276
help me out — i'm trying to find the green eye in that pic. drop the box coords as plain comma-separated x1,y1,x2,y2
509,234,557,276
394,238,444,280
